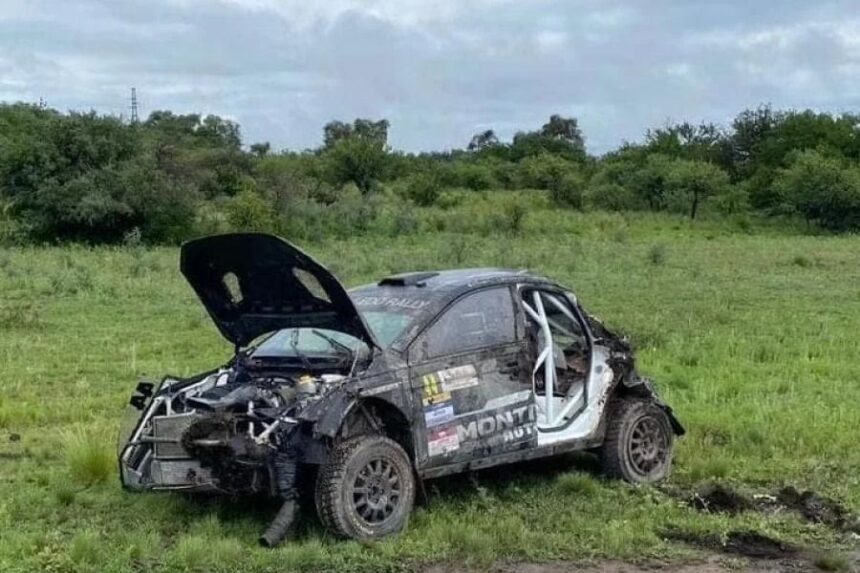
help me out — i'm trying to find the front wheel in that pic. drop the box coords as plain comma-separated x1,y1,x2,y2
600,398,674,484
315,436,415,540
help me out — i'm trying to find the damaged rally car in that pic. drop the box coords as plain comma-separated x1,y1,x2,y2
119,233,684,546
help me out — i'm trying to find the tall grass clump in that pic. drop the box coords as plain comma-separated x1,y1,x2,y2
0,300,41,329
648,243,668,265
64,427,114,485
69,530,101,566
556,472,599,496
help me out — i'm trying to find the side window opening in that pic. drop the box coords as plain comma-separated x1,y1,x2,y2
522,289,592,429
411,287,515,362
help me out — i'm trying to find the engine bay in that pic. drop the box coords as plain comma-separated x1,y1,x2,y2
119,359,348,494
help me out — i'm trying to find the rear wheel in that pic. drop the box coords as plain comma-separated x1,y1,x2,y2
315,436,415,540
600,398,673,484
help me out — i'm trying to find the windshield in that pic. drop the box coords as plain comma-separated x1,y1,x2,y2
251,310,415,358
361,310,413,347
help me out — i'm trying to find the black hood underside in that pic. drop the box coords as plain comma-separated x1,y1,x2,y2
180,233,378,349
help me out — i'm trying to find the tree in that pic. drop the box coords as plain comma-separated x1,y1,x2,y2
467,129,499,151
322,120,353,149
510,115,587,162
250,142,271,157
729,105,783,174
663,158,731,219
774,150,860,231
540,114,584,149
324,137,389,194
143,111,241,148
323,118,389,149
644,121,729,166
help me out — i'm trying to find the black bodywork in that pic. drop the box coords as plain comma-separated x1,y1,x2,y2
119,233,682,504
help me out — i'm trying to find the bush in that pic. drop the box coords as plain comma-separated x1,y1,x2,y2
224,186,276,232
405,171,442,206
13,157,197,243
712,183,751,215
549,172,585,208
323,137,389,194
517,153,579,190
433,160,498,191
648,243,668,265
774,150,860,231
585,182,644,211
499,197,528,235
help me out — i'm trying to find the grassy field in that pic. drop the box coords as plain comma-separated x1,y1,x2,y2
1,197,859,572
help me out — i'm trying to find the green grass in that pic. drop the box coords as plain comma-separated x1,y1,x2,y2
64,426,115,486
0,199,858,572
814,551,852,571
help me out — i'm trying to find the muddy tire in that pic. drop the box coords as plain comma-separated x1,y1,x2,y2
315,436,415,540
600,398,673,484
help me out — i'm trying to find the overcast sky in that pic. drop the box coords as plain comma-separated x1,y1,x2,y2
1,1,858,153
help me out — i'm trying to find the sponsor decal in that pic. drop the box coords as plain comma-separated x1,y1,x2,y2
421,365,479,403
427,427,460,457
483,390,533,410
422,390,451,407
354,296,431,311
456,403,537,451
421,373,447,415
424,403,455,428
436,364,480,392
361,381,400,396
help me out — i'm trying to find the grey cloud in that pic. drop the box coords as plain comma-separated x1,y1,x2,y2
0,0,858,153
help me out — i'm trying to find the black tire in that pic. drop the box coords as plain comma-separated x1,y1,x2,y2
600,398,674,484
315,436,415,540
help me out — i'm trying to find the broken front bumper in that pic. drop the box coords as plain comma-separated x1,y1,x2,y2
119,378,220,493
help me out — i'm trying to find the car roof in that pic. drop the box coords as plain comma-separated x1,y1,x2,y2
350,268,554,299
348,268,565,352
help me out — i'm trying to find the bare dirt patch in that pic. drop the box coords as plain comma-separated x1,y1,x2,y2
682,483,860,535
662,529,799,560
422,552,851,573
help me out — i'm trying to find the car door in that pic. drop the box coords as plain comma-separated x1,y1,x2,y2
518,286,601,439
407,286,537,469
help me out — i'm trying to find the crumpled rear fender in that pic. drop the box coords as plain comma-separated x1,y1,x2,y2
622,374,685,436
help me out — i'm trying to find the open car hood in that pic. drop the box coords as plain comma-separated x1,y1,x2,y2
180,233,379,349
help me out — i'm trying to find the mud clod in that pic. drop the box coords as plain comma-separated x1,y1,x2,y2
662,528,799,560
690,483,752,515
684,483,860,536
777,486,860,534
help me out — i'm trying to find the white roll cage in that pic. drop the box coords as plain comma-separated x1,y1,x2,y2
521,290,589,430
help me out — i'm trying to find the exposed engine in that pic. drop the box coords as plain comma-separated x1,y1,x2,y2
119,362,345,495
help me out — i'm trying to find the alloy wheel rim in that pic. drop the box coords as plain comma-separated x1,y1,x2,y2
628,416,668,475
351,458,402,524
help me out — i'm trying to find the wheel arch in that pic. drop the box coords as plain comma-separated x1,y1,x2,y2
337,397,415,462
615,375,685,436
